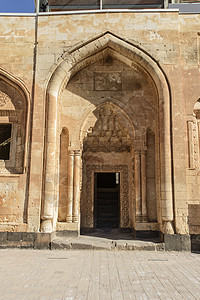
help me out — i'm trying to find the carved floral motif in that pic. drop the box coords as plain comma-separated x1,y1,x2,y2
0,90,11,108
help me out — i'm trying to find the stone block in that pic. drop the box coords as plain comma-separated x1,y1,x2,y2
71,242,93,250
22,233,36,242
56,230,79,238
126,241,155,251
21,241,34,249
7,232,23,242
5,241,21,249
181,235,191,252
0,232,7,242
116,242,127,250
191,235,200,252
51,240,71,250
164,234,191,251
34,233,52,249
155,243,165,251
93,242,113,250
0,244,6,249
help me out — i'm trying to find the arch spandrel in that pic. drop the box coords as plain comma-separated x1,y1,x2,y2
42,32,174,235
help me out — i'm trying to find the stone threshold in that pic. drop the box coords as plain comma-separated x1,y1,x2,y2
51,236,164,251
0,231,196,251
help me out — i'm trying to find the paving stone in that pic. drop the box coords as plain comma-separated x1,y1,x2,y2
0,232,7,242
115,241,127,250
71,242,93,250
51,240,71,250
155,243,165,251
93,242,113,250
127,241,156,251
0,250,199,299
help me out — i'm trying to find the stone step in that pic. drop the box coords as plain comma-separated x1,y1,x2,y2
51,236,164,251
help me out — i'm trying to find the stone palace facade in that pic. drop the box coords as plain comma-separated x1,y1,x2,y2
0,1,200,250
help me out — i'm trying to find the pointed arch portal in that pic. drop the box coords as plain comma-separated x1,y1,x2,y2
41,32,174,235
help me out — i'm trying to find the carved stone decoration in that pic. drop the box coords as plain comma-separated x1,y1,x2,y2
83,105,132,152
0,110,17,117
0,90,11,108
82,164,129,228
187,120,199,169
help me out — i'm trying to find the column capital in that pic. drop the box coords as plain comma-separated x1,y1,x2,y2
69,150,75,156
74,150,81,156
140,149,147,156
134,149,141,155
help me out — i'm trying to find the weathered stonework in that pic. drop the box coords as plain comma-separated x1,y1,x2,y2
0,9,199,250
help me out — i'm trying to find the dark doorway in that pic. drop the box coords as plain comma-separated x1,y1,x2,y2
0,124,12,160
94,172,120,229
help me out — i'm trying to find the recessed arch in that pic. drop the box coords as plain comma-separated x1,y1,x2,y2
0,68,30,173
41,32,174,234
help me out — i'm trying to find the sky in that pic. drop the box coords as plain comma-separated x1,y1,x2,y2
0,0,35,13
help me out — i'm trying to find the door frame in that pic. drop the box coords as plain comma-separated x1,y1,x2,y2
81,164,130,229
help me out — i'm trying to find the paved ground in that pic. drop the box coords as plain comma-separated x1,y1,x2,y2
0,250,200,300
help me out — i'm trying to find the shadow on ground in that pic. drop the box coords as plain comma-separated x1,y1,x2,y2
80,228,162,243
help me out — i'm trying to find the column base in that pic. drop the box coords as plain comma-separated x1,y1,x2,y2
66,216,72,223
72,216,78,223
163,220,174,234
142,216,148,222
135,215,142,222
40,218,53,233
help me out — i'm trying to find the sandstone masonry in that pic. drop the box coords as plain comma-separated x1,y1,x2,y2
0,8,199,250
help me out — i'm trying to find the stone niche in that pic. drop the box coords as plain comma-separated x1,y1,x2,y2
0,76,28,227
59,54,159,231
0,78,27,174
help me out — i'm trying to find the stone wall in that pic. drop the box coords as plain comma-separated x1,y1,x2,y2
0,11,199,237
0,16,34,231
